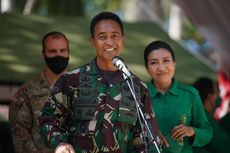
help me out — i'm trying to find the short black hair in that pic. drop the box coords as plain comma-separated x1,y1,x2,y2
193,77,216,102
42,31,69,52
144,40,175,67
90,11,124,38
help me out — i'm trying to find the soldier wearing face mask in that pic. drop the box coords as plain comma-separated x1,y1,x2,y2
9,31,70,153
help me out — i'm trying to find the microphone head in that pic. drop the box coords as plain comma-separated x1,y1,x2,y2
112,56,123,65
112,56,131,77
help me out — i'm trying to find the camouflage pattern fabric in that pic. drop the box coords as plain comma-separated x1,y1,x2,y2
39,58,161,153
9,72,53,153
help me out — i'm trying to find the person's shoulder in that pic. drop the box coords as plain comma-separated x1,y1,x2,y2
177,81,199,95
66,63,90,75
12,73,43,104
18,73,43,91
132,74,148,89
57,63,90,85
140,80,148,89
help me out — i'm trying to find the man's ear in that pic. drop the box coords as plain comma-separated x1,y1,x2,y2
122,35,125,41
90,38,95,48
42,50,45,59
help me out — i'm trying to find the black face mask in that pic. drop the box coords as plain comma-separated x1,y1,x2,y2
45,56,69,74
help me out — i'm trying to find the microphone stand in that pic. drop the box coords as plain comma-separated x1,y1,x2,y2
122,73,161,153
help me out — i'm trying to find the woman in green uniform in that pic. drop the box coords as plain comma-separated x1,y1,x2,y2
143,40,212,153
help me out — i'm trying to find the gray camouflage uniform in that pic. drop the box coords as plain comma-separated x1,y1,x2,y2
9,72,53,153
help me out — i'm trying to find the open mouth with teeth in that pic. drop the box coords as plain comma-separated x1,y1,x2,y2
104,47,118,57
105,48,116,52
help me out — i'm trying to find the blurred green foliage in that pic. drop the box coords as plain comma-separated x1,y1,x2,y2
0,14,216,84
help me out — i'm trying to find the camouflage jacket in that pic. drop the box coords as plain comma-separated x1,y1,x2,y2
39,58,161,153
9,72,53,153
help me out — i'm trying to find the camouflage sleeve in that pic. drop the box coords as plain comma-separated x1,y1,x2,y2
9,86,40,153
143,90,160,137
39,75,70,150
131,80,161,153
143,91,162,153
136,80,161,136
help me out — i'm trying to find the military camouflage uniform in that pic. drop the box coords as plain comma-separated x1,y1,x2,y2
39,58,161,153
9,72,53,153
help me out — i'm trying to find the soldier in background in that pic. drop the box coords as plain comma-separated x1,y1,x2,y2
9,31,70,153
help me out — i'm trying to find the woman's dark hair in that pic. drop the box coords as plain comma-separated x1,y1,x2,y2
90,11,124,38
143,40,175,67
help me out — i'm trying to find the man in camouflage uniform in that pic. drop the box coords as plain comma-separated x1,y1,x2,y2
39,12,163,153
9,31,70,153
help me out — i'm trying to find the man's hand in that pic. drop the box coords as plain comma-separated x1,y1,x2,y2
55,143,75,153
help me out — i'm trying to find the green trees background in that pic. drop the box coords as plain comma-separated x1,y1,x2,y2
0,0,216,84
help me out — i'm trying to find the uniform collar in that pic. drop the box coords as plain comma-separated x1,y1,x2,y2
88,57,123,84
87,57,99,75
148,78,179,98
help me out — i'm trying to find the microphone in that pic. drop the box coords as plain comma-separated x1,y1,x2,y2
112,56,131,77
